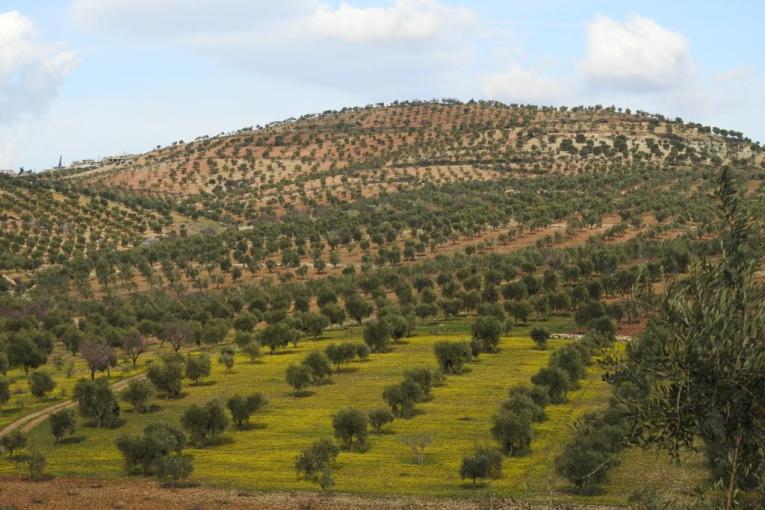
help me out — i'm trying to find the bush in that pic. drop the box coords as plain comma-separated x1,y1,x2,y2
382,379,424,418
549,345,586,389
49,408,77,443
508,384,549,408
433,341,472,374
241,341,262,362
403,368,433,399
502,392,545,422
27,449,46,481
491,410,533,456
120,378,155,413
332,407,368,450
368,408,393,433
325,343,356,372
555,436,613,493
218,347,235,372
355,343,370,360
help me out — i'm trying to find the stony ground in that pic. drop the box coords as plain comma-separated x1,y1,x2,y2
0,477,617,510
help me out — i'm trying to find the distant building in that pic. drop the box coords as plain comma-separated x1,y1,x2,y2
103,154,139,165
70,159,98,169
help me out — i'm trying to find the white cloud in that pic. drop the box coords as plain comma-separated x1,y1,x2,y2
481,65,567,105
66,0,478,94
306,0,476,43
0,10,78,125
580,15,692,93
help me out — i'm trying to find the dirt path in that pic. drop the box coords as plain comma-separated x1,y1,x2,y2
0,373,146,438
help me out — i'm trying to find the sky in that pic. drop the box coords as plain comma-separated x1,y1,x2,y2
1,0,764,170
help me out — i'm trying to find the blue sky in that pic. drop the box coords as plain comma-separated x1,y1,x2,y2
1,0,763,169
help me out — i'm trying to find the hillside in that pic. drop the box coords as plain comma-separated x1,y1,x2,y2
0,101,763,508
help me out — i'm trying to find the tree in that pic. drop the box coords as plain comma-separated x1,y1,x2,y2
555,437,613,493
258,322,298,354
49,408,76,443
363,319,391,353
185,353,212,384
401,432,433,465
529,328,550,349
73,377,121,428
116,422,186,474
549,345,587,389
147,362,184,398
1,429,26,456
320,303,346,327
29,370,55,399
471,316,503,353
368,408,393,433
345,294,372,324
0,352,8,375
460,445,503,486
218,347,235,372
121,332,147,368
403,368,433,400
302,351,332,384
531,366,570,404
181,398,228,447
433,341,472,374
286,364,311,395
242,341,262,362
160,322,194,352
27,448,47,481
156,454,194,486
491,411,533,456
0,379,9,409
383,379,424,418
120,378,155,413
226,393,267,428
302,312,329,340
609,170,765,504
382,313,410,343
325,343,355,372
295,438,339,491
79,340,114,380
332,407,368,450
5,332,48,374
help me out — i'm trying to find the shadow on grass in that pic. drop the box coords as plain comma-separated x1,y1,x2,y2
58,435,86,445
290,390,316,398
238,422,268,431
191,380,217,387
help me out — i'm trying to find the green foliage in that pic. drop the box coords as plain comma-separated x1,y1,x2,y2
531,367,570,404
49,408,77,443
302,351,332,384
363,319,391,353
226,393,266,428
471,315,503,353
295,438,339,491
28,370,55,399
116,422,186,475
332,407,368,450
73,377,121,428
529,328,550,349
185,353,212,384
368,408,393,433
433,341,472,374
120,378,156,413
285,364,311,394
491,410,533,456
460,445,503,486
1,429,26,456
147,361,184,398
181,398,229,447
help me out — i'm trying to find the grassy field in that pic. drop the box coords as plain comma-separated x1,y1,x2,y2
0,318,701,505
0,347,156,430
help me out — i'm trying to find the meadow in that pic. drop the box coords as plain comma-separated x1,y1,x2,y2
0,318,701,505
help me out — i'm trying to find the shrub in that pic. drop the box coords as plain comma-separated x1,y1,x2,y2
355,343,370,360
471,316,503,353
27,449,46,481
242,341,262,362
502,392,545,422
156,454,194,486
325,343,355,372
116,422,186,474
403,368,433,399
549,345,586,389
382,379,424,418
218,347,235,372
363,319,391,353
